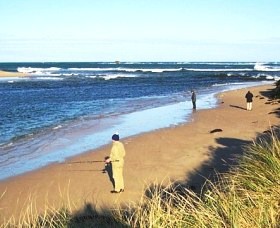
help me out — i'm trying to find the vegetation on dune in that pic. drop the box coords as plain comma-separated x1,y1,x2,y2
118,130,280,227
273,80,280,98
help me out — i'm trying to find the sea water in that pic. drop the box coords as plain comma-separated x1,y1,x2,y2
0,62,279,180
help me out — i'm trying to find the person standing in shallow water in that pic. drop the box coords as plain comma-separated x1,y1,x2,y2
105,133,126,193
245,90,253,111
191,90,196,109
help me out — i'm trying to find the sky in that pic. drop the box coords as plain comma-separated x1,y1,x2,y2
0,0,279,62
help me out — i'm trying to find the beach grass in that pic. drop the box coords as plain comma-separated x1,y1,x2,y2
1,129,280,227
118,129,280,227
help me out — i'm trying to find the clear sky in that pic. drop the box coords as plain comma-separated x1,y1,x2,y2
0,0,279,62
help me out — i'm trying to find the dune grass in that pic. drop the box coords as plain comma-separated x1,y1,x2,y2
118,130,280,227
1,130,280,227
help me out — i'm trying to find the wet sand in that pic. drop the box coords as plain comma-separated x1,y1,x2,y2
0,84,279,222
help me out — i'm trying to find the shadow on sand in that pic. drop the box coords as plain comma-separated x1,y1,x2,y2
69,203,128,227
229,104,247,110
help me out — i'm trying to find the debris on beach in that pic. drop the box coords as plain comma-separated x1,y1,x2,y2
209,129,223,134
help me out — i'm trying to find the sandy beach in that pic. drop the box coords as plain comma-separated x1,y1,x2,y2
0,84,279,222
0,70,28,78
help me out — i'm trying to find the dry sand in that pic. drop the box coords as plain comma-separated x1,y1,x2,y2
0,84,279,222
0,70,28,78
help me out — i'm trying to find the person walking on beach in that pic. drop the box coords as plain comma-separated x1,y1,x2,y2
191,90,196,109
105,133,126,193
245,90,253,111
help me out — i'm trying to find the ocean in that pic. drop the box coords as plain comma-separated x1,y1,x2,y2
0,62,279,180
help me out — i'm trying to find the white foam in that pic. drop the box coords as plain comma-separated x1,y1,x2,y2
68,67,117,71
266,75,275,80
254,63,280,71
212,82,245,87
18,63,275,77
184,68,253,72
17,67,61,74
253,73,279,81
102,74,139,80
53,125,62,130
33,77,64,81
85,75,97,79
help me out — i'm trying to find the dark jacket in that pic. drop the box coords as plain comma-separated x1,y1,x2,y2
245,91,253,102
191,92,196,102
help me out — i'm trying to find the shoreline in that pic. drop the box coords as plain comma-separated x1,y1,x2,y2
0,82,269,181
0,83,279,222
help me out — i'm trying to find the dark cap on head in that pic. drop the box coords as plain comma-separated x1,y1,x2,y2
112,134,119,141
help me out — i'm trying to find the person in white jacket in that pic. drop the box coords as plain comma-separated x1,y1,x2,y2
105,133,126,193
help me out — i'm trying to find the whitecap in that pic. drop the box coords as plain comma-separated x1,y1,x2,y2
33,77,64,81
254,63,280,71
53,125,62,130
85,75,97,79
266,75,275,80
102,74,139,80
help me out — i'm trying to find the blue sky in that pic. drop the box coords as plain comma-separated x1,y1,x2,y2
0,0,279,62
